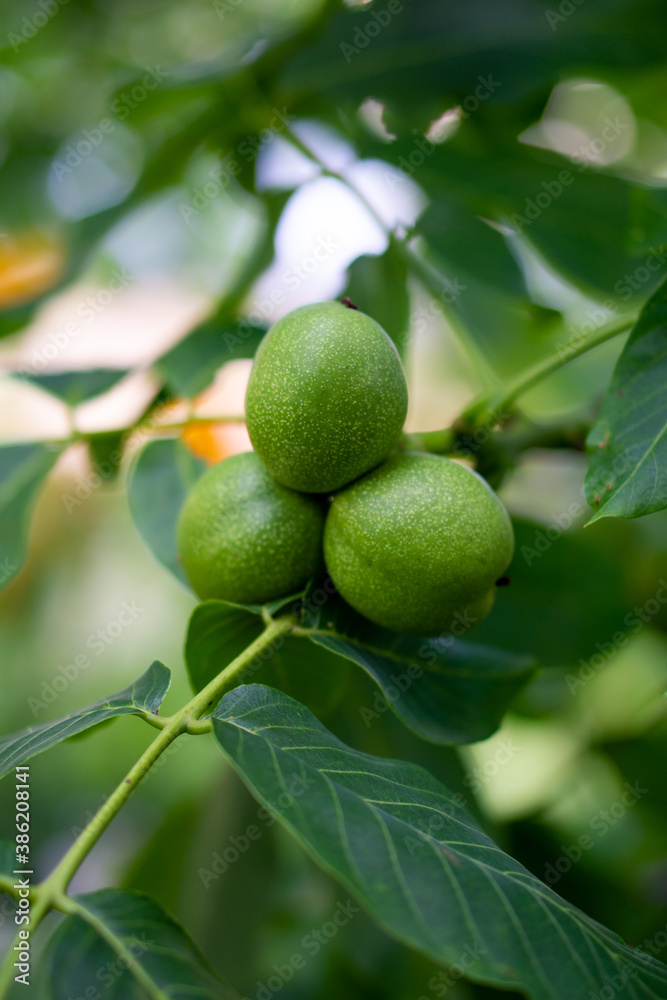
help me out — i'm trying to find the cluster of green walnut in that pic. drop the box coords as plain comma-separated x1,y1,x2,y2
177,301,514,637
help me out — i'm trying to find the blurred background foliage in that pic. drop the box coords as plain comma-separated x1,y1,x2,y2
1,0,666,997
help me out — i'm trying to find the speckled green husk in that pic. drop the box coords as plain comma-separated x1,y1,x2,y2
177,451,324,604
245,302,408,494
324,453,514,636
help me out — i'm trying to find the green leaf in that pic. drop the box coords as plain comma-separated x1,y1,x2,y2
18,369,129,405
585,279,667,522
43,888,238,999
417,197,528,301
0,662,170,780
128,438,205,585
300,586,537,744
345,240,410,356
155,320,266,398
212,684,667,1000
471,520,634,667
86,429,126,481
0,442,63,593
385,136,659,299
185,600,268,694
185,599,349,718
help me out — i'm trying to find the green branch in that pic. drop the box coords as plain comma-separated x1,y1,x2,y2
462,314,634,427
0,615,295,999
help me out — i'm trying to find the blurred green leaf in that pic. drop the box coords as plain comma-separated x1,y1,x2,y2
300,584,537,744
155,321,265,399
586,279,667,522
19,369,129,406
0,662,171,780
0,442,63,593
86,429,126,481
43,888,238,999
417,197,527,301
0,299,44,341
185,598,348,718
278,0,667,133
128,438,205,585
185,600,267,694
212,684,667,1000
472,519,635,666
401,140,660,299
345,240,410,356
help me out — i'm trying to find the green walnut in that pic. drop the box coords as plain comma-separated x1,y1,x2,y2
323,453,514,636
177,451,324,605
245,302,408,493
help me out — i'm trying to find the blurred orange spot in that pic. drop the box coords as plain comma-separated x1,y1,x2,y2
0,232,64,309
182,421,252,465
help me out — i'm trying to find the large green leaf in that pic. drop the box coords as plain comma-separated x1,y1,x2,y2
0,662,171,780
585,279,667,522
19,369,129,405
185,599,349,718
299,586,537,744
42,888,238,999
128,438,205,585
0,442,63,593
212,685,667,1000
397,139,657,300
